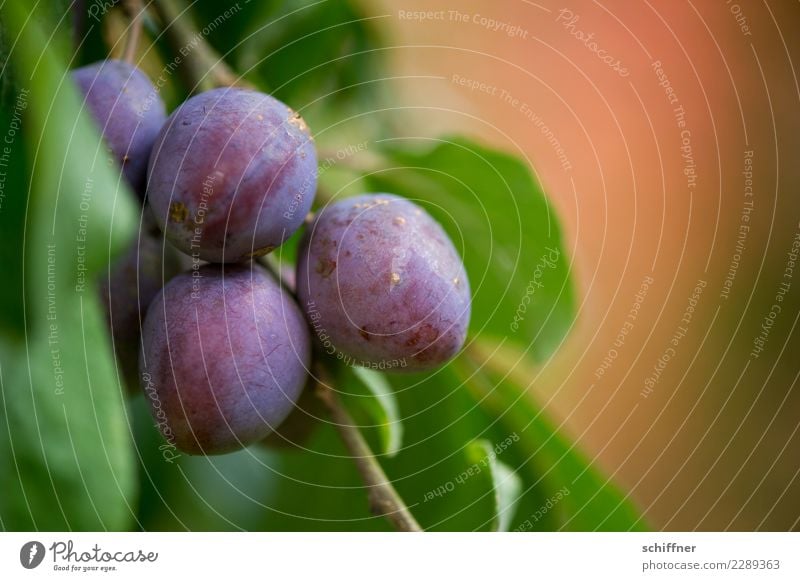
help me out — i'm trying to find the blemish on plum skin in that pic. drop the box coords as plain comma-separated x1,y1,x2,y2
405,323,439,348
390,272,401,286
315,257,336,278
393,216,406,226
286,108,311,136
169,202,189,223
359,326,371,341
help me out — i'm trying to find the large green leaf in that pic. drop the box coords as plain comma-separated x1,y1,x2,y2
185,0,267,62
383,369,553,531
132,384,389,532
366,136,576,362
455,341,647,531
0,0,138,530
132,395,366,532
181,426,388,532
253,423,391,531
235,0,385,113
0,60,26,334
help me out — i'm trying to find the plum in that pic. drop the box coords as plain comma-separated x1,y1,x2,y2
297,194,471,372
99,213,182,389
73,59,166,195
147,87,317,263
139,263,311,454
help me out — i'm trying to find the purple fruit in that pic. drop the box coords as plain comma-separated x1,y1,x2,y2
147,87,317,263
73,59,166,195
140,263,311,454
99,213,181,389
297,194,471,372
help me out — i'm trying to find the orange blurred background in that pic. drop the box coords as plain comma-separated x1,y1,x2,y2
373,0,800,530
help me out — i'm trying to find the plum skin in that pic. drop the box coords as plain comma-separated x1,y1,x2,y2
99,214,181,390
139,263,311,455
147,87,317,263
297,194,471,372
72,59,166,195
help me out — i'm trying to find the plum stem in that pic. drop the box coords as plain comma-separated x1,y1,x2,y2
151,0,245,92
122,0,144,64
315,366,423,532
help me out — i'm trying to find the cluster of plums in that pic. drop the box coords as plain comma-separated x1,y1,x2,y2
77,59,471,455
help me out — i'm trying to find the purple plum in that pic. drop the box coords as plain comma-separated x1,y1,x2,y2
73,59,166,195
297,194,471,372
139,263,311,454
146,87,317,263
99,213,181,389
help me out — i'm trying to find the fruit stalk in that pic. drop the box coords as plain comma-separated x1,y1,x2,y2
122,0,145,64
314,367,422,532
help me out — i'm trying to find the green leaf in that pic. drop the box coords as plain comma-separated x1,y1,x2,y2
131,386,389,532
344,366,403,457
455,340,648,531
366,136,576,362
235,0,386,112
466,440,523,532
383,369,553,531
0,0,138,530
72,0,112,66
0,73,27,333
184,0,266,61
253,424,391,531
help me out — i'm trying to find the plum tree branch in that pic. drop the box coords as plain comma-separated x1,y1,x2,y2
314,366,423,532
150,0,245,92
122,0,145,64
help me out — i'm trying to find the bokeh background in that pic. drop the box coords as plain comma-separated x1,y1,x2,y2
372,0,800,530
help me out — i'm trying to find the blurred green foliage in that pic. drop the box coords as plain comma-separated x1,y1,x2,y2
0,0,138,529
